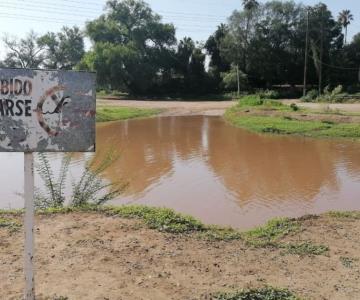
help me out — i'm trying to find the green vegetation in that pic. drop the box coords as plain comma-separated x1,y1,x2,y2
340,256,358,268
213,286,301,300
1,1,360,97
0,218,21,232
35,152,125,209
225,96,360,140
243,218,299,247
281,242,329,256
327,211,360,219
96,107,161,122
106,205,204,234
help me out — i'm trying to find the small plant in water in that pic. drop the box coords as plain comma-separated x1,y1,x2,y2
36,150,126,208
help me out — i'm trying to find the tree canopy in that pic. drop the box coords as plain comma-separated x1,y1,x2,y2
0,0,359,96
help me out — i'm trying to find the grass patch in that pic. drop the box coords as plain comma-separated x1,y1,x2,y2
238,95,290,111
213,286,301,300
96,107,161,122
0,218,21,232
105,205,204,233
225,105,360,140
340,256,358,268
326,211,360,219
243,218,299,247
281,242,329,256
199,225,242,241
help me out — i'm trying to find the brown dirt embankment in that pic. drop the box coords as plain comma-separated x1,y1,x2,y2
1,212,360,299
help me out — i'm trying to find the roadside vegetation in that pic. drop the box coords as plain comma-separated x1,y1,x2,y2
0,202,334,256
225,95,360,140
213,286,301,300
96,107,161,122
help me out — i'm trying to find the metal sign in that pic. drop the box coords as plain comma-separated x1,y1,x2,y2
0,68,96,300
0,68,96,152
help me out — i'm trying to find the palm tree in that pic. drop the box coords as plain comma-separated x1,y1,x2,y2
242,0,259,11
338,9,354,44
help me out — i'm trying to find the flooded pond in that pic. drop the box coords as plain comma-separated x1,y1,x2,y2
2,115,360,229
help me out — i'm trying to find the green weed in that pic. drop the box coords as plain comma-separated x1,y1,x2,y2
281,242,329,256
243,218,299,247
96,107,161,122
213,286,301,300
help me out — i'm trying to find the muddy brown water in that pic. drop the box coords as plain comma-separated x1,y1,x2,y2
2,116,360,229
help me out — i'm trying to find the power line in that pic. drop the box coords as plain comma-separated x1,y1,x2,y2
6,0,229,20
308,53,359,71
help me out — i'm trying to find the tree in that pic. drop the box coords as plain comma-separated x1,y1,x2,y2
221,64,248,91
338,10,354,44
2,31,44,68
242,0,259,11
174,37,207,94
205,24,230,90
38,26,85,70
82,0,176,94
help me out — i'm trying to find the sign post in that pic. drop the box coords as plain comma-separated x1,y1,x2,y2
24,152,35,300
0,68,96,299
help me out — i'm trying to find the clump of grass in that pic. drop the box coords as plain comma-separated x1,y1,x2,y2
281,242,329,256
96,107,160,122
106,205,205,233
238,95,286,110
243,218,299,247
326,211,360,219
0,218,21,232
213,286,301,300
199,225,242,241
340,257,358,268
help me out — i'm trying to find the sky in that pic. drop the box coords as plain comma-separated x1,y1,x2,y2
0,0,359,58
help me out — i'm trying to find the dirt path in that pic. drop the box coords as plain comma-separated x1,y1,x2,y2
282,100,360,113
1,213,360,299
97,98,235,116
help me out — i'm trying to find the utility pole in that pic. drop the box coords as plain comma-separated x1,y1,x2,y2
303,9,309,97
236,64,240,97
318,9,324,95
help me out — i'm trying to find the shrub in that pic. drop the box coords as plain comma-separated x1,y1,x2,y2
36,151,126,209
290,103,299,111
214,286,300,300
258,89,280,99
302,89,318,102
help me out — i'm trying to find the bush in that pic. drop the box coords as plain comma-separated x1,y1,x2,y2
290,103,299,111
36,151,126,209
239,95,264,106
258,89,280,99
302,89,318,102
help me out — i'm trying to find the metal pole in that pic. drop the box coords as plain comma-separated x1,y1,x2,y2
303,9,309,97
24,152,35,300
237,64,240,97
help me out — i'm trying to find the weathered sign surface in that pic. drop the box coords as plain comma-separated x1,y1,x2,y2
0,68,96,152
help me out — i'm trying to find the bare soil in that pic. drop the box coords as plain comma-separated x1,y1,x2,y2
282,100,360,114
1,213,360,299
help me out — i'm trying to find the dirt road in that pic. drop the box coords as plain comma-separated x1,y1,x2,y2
282,100,360,113
1,212,360,299
97,98,235,116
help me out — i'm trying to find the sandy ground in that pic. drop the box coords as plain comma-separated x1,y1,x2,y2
1,213,360,300
97,98,235,116
282,100,360,113
97,98,360,116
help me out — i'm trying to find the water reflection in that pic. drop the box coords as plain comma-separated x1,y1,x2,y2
1,116,360,228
